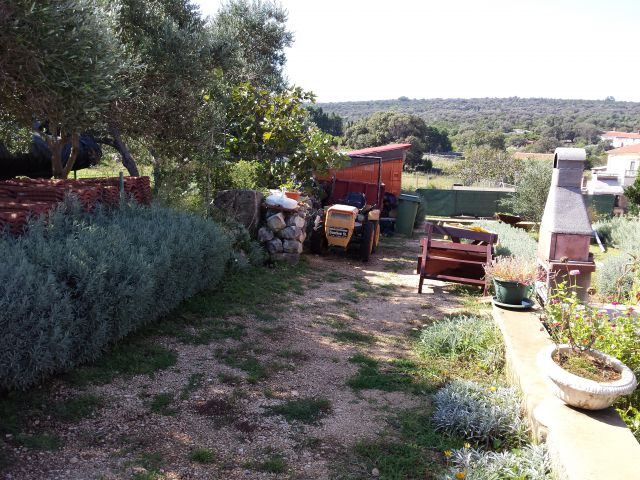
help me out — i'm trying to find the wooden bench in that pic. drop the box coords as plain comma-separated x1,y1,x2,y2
417,222,497,295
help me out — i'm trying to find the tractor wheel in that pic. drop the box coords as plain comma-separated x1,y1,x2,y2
370,221,380,254
360,222,374,262
310,226,327,255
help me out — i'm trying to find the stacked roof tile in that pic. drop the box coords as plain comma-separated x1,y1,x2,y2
0,177,152,235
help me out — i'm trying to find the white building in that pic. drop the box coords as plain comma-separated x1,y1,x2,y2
587,143,639,196
600,131,640,148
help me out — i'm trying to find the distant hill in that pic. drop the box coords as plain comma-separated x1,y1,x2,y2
317,97,640,135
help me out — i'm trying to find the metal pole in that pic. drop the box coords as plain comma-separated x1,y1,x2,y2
376,155,382,207
119,171,124,201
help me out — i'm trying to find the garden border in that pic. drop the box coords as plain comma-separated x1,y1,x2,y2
492,305,640,480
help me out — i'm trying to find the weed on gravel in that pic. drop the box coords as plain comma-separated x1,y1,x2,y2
147,393,177,416
250,454,288,474
180,373,205,400
266,398,332,424
52,394,103,421
66,340,177,386
277,349,309,361
179,262,309,319
340,409,464,480
189,448,215,464
334,330,377,345
14,434,62,451
347,354,435,394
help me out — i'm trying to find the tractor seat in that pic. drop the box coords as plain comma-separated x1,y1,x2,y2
341,192,367,209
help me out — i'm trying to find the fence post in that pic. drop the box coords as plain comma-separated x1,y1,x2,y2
119,171,124,202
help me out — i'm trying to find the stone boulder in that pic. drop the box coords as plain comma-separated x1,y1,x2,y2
278,226,300,240
283,239,303,254
257,227,274,243
286,215,306,229
214,189,264,235
266,238,283,254
266,212,287,232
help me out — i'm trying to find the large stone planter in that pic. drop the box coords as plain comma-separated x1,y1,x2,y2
537,344,637,410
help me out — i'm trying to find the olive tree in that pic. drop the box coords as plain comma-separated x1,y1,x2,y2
499,160,553,221
0,0,130,178
343,112,451,169
454,147,522,186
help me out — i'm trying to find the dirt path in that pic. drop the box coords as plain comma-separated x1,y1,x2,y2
3,235,471,480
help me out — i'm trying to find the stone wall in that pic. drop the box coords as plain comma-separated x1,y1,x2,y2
258,203,309,263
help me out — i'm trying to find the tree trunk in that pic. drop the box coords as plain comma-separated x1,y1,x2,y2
108,125,139,176
150,149,161,196
46,136,64,178
61,132,80,178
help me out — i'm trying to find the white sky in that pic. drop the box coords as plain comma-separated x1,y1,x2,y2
196,0,640,103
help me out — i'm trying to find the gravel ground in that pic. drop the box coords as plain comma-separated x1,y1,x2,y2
2,235,470,480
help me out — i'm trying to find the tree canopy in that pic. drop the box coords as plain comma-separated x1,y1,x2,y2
0,0,131,177
343,112,451,169
0,0,341,206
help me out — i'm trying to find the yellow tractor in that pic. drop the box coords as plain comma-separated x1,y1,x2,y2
310,156,382,262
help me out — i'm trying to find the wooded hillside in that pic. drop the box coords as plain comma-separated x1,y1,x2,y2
318,97,640,135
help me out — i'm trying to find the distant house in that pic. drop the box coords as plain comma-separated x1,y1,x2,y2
600,131,640,148
587,143,639,196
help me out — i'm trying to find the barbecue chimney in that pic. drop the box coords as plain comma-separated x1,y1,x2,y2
537,148,595,300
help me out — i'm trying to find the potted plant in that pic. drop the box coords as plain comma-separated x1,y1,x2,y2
484,256,537,306
537,274,638,410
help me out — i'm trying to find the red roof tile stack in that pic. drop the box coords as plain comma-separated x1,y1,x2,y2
0,177,152,235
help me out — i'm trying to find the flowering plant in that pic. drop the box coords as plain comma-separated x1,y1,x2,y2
483,256,537,285
544,278,609,353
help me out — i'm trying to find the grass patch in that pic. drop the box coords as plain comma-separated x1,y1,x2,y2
325,271,347,282
254,454,287,473
350,409,463,480
323,316,350,330
266,398,331,424
259,325,287,340
277,349,309,361
145,314,245,345
130,451,166,480
53,394,103,422
219,347,290,383
224,355,269,383
347,354,435,394
14,433,61,451
253,311,279,322
180,373,205,400
179,262,309,319
333,330,377,345
189,448,215,464
340,291,360,303
0,390,48,435
218,372,242,385
147,393,176,416
66,340,177,386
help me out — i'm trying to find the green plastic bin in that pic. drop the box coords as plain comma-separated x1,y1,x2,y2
396,194,421,236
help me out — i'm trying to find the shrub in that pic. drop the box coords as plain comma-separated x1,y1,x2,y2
593,217,640,302
594,252,636,299
433,380,528,449
418,316,504,372
474,221,537,261
593,217,640,252
442,444,552,480
499,160,553,222
0,199,234,389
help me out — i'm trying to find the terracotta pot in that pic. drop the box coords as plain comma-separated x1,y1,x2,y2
284,191,301,201
537,344,637,410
